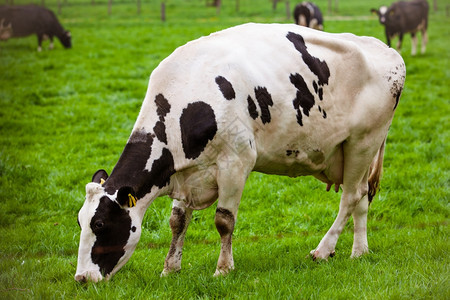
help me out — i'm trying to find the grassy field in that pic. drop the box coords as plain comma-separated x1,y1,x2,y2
0,0,449,298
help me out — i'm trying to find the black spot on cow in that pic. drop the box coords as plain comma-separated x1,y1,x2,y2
153,121,168,144
154,94,170,144
286,149,300,156
131,226,137,232
317,106,327,118
180,101,218,159
247,95,259,120
215,76,236,100
318,88,323,100
145,148,176,191
254,87,273,124
155,94,171,121
105,131,154,195
312,79,323,100
290,73,315,126
215,207,235,236
90,196,131,277
286,32,330,86
394,88,402,110
104,131,176,198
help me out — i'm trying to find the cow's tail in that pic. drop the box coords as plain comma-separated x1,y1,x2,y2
368,138,386,203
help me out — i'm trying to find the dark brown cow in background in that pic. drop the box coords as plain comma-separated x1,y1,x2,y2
371,0,428,55
0,4,71,51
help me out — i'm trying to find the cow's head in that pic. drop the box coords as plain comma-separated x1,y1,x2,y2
60,31,72,49
75,170,142,282
371,6,390,25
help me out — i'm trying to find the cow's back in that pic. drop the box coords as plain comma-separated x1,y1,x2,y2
392,0,429,32
0,5,60,38
138,23,405,177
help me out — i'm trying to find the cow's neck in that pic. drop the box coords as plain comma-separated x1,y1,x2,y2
104,130,176,201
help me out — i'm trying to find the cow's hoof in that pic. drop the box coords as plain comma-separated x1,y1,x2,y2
350,247,369,258
309,249,335,261
160,268,180,277
213,267,234,277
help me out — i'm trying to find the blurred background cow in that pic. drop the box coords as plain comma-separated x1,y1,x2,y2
0,4,71,51
371,0,429,55
293,2,324,30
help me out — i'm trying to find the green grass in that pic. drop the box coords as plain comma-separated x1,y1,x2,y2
1,0,449,299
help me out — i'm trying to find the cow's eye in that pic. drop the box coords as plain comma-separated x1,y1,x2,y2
94,220,104,229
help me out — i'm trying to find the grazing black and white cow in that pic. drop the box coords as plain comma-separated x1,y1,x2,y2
0,4,71,51
75,23,405,282
371,0,428,55
293,2,324,30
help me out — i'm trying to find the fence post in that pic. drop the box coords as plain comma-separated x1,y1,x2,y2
285,1,290,20
108,0,112,15
137,0,141,15
161,2,166,21
216,0,221,15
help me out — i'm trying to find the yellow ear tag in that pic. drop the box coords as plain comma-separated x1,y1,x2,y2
100,178,106,185
128,194,137,207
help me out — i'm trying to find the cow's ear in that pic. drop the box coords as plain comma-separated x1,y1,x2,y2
117,186,138,208
370,8,379,15
92,169,108,185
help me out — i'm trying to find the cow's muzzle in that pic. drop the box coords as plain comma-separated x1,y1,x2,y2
74,270,103,283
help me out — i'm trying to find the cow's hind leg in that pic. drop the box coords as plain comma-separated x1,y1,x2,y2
311,141,375,260
421,29,428,54
351,195,369,257
396,33,403,53
411,32,418,56
161,200,193,276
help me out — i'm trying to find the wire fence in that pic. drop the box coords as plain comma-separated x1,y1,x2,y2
2,0,301,20
2,0,446,20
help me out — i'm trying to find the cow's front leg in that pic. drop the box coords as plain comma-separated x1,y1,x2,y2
49,36,54,50
214,207,236,276
37,34,43,52
213,151,254,276
161,200,193,276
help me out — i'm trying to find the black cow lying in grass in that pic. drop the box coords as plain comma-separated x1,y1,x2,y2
371,0,428,55
0,4,71,51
